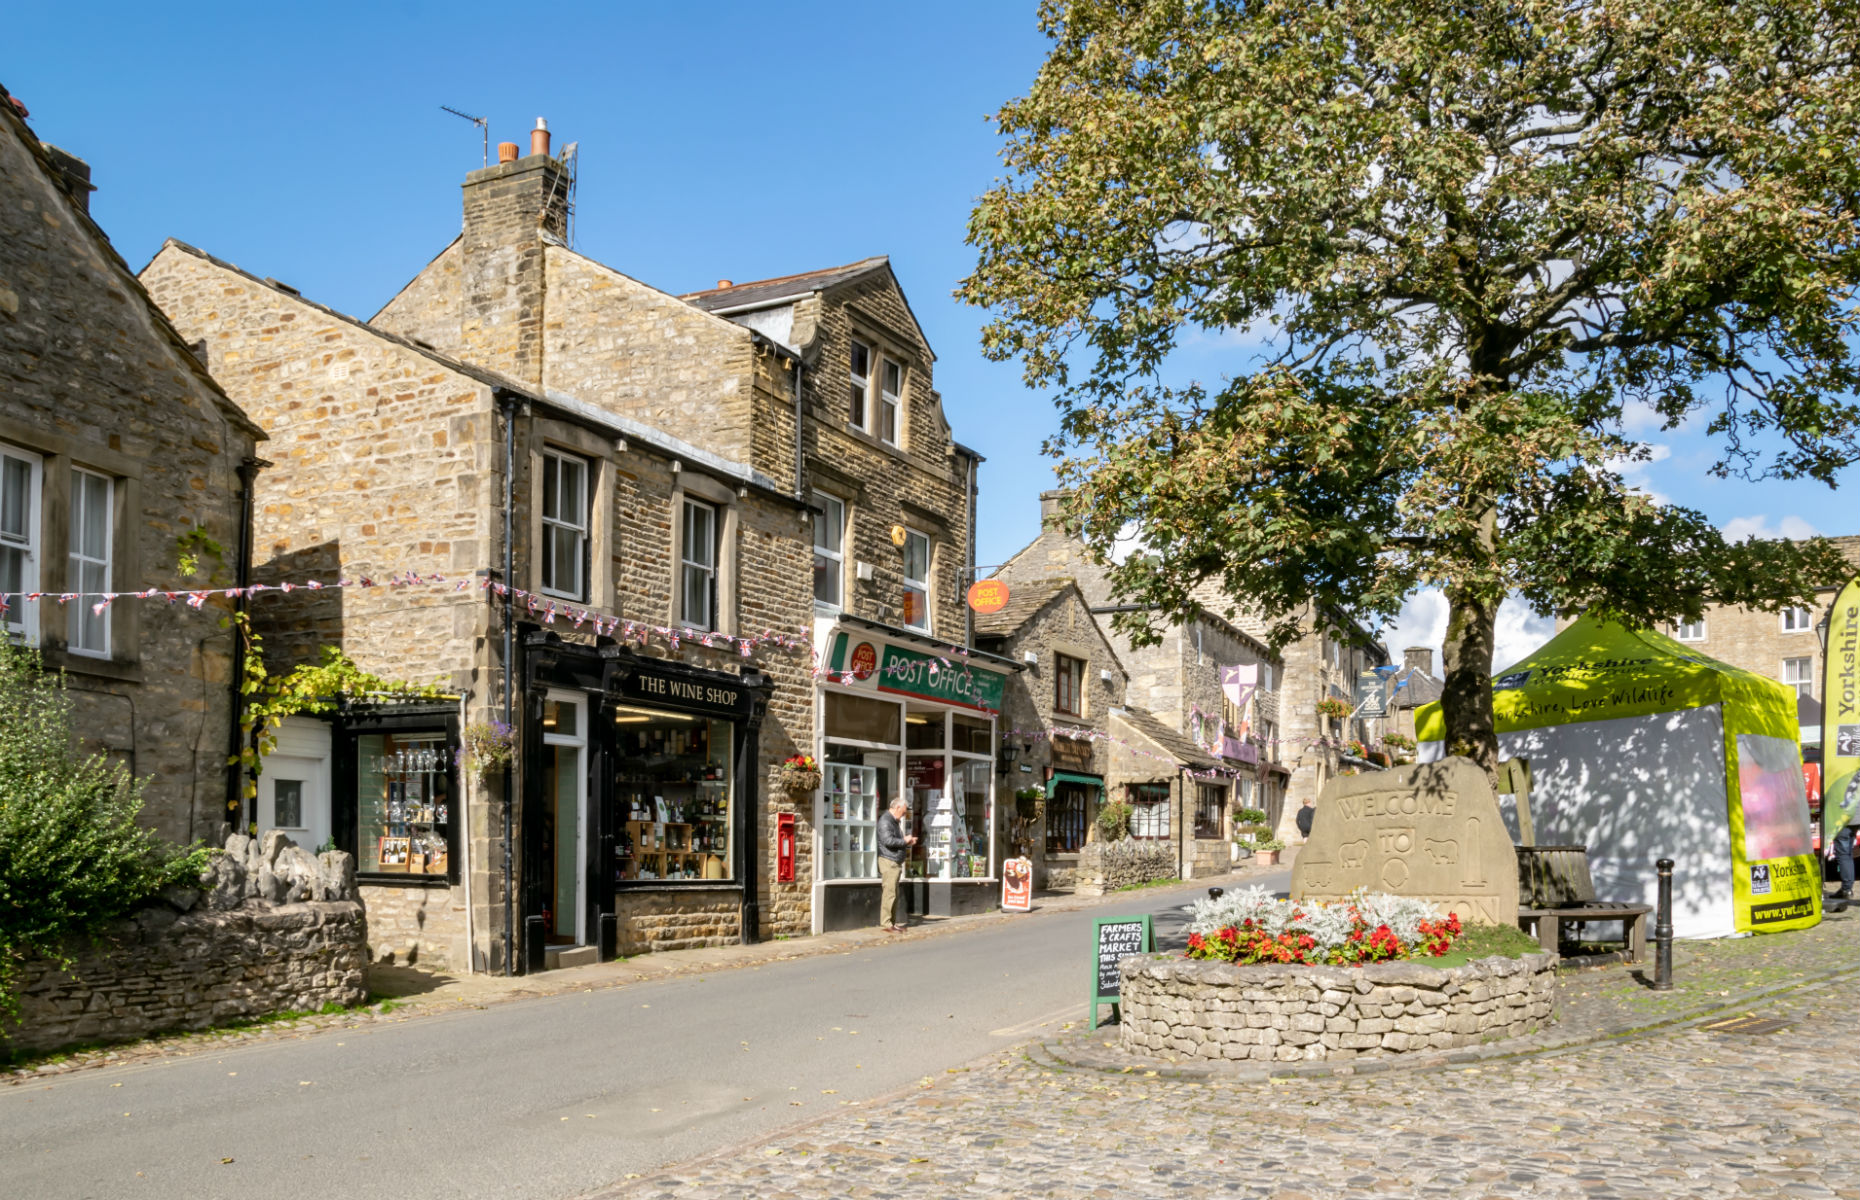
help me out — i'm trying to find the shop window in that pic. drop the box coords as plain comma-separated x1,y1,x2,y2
1047,782,1090,854
0,445,40,643
1128,783,1170,839
1054,653,1084,717
355,731,453,878
1194,782,1226,839
611,707,733,883
825,690,901,744
901,528,931,633
905,707,947,750
1783,657,1813,699
813,491,845,611
952,712,992,754
680,497,717,631
67,467,111,656
916,756,990,879
540,451,590,602
1674,619,1706,642
1782,607,1813,633
849,339,870,429
821,747,889,880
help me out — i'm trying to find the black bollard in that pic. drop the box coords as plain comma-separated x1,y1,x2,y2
1207,887,1224,901
1652,857,1674,991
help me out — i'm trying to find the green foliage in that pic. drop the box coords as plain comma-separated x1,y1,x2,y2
1251,837,1287,854
1233,807,1268,826
1315,698,1353,720
227,613,449,799
1428,922,1545,968
1094,799,1133,842
964,0,1860,762
172,527,227,582
0,639,212,1018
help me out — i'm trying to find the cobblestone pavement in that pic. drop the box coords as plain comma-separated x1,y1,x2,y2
595,908,1860,1200
598,970,1860,1200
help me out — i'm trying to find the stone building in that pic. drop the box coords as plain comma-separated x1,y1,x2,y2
1386,646,1445,746
143,230,815,973
145,122,1005,965
1264,609,1392,842
0,84,263,848
973,578,1129,889
994,492,1287,865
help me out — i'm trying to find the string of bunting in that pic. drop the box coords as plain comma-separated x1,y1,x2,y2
0,572,812,661
1004,725,1249,783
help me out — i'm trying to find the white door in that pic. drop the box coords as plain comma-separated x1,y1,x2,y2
260,717,332,853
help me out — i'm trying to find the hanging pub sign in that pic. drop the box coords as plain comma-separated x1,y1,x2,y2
1051,734,1094,772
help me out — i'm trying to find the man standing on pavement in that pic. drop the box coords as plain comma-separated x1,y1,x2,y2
1295,796,1316,840
878,796,917,931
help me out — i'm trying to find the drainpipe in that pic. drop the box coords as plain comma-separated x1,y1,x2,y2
790,356,806,501
226,456,267,839
497,388,521,976
964,452,977,650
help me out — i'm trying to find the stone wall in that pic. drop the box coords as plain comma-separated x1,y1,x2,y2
0,100,260,848
359,883,469,970
3,832,367,1057
613,887,742,955
1118,952,1557,1063
1074,839,1178,897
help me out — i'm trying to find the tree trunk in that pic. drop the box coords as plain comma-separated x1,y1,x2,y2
1440,583,1500,780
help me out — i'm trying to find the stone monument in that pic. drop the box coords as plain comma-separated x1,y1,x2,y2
1292,756,1519,925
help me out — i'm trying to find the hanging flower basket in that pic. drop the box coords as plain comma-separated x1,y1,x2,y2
459,719,515,784
1314,698,1353,720
773,754,822,796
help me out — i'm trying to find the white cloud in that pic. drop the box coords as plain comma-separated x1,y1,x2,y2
1603,442,1672,505
1382,589,1557,678
1721,514,1819,542
1619,399,1705,436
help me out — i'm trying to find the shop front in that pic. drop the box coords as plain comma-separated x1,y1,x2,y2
1041,731,1103,891
521,630,772,970
813,624,1011,932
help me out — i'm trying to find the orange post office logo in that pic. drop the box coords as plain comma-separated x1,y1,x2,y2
966,579,1010,615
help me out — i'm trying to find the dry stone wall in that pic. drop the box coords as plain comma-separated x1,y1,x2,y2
3,833,367,1057
1118,952,1556,1064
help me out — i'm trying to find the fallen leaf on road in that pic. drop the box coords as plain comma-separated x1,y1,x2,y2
910,1157,930,1163
822,1089,837,1094
790,1101,803,1106
111,1083,122,1088
299,1081,312,1086
220,1158,234,1164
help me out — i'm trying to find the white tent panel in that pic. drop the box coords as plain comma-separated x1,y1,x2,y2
1419,704,1735,938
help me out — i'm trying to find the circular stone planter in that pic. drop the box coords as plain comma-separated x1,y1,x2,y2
1117,950,1557,1064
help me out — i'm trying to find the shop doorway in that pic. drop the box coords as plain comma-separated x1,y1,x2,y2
541,692,587,946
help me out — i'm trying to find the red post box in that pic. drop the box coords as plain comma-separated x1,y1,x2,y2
777,812,796,883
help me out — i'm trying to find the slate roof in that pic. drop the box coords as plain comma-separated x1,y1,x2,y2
971,577,1075,638
1389,663,1444,710
1112,705,1225,771
681,256,891,312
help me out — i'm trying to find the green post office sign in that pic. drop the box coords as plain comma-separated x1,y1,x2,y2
826,633,1006,712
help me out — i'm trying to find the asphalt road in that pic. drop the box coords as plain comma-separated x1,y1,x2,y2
1,870,1287,1200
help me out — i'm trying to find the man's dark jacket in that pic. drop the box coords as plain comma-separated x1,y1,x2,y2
878,810,908,862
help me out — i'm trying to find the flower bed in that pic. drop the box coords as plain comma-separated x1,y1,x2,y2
1185,887,1462,966
1114,888,1556,1063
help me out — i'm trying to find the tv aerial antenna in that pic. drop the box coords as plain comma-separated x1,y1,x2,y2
440,105,488,167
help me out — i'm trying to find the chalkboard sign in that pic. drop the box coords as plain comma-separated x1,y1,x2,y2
1089,915,1154,1028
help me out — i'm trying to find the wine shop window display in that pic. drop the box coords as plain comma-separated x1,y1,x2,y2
612,708,735,883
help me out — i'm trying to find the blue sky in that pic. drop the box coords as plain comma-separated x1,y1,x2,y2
8,3,1853,671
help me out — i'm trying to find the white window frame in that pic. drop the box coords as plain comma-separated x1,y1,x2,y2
0,444,42,644
1782,607,1813,633
1674,619,1706,643
879,357,904,447
849,339,871,430
680,497,718,632
813,491,845,613
1782,656,1814,699
67,467,112,658
539,450,590,601
901,527,931,634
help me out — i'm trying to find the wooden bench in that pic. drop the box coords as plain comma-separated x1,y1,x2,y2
1515,844,1653,962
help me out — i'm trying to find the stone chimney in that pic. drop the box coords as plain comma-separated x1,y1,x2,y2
1404,646,1434,677
1039,489,1069,522
43,144,94,215
458,119,569,387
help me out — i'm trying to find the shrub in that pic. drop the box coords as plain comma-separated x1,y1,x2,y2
1094,800,1133,843
0,640,211,1017
1184,886,1462,965
1233,807,1268,826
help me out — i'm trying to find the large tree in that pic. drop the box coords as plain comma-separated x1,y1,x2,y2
964,0,1860,770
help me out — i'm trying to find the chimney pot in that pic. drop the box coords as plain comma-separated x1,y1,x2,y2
530,117,550,158
716,279,733,289
497,141,520,164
